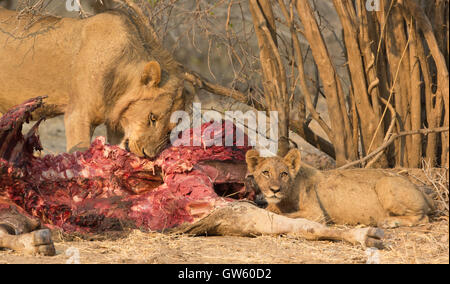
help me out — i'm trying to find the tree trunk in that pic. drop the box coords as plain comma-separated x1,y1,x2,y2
249,0,290,156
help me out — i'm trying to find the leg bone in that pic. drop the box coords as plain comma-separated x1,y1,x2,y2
176,202,384,248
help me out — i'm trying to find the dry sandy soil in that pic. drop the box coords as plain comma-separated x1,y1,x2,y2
0,220,448,264
0,116,447,264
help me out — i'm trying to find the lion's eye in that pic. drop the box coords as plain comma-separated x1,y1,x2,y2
280,172,288,178
149,113,157,125
262,170,270,177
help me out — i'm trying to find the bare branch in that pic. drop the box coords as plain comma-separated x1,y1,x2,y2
338,127,449,170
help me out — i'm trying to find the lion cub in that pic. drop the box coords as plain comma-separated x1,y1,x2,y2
245,149,434,228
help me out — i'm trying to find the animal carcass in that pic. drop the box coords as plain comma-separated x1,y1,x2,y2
0,97,255,233
0,97,383,256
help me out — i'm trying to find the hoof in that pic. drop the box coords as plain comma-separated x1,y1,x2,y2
32,229,52,246
31,229,55,256
14,229,56,256
365,237,384,249
367,228,384,239
350,227,385,249
365,228,384,249
36,244,56,256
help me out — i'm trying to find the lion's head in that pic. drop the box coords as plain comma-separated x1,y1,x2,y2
108,60,184,158
245,148,301,206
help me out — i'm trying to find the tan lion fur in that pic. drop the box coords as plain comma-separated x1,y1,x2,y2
0,7,184,157
246,149,435,228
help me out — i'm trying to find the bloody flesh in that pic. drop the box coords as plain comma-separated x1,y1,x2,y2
0,97,252,233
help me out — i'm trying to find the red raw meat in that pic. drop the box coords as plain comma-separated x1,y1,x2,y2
0,97,253,233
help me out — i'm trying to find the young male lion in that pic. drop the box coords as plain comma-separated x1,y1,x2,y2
246,149,435,228
0,6,184,157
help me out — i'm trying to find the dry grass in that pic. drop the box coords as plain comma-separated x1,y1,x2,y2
394,164,449,217
0,219,447,264
421,162,449,216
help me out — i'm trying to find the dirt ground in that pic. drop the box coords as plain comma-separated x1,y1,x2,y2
0,220,448,264
1,116,446,264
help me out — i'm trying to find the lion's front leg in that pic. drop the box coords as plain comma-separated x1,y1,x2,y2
64,109,94,153
178,202,383,248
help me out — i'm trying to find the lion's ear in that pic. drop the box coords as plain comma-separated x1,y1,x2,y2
284,148,301,175
141,61,161,87
246,149,262,173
